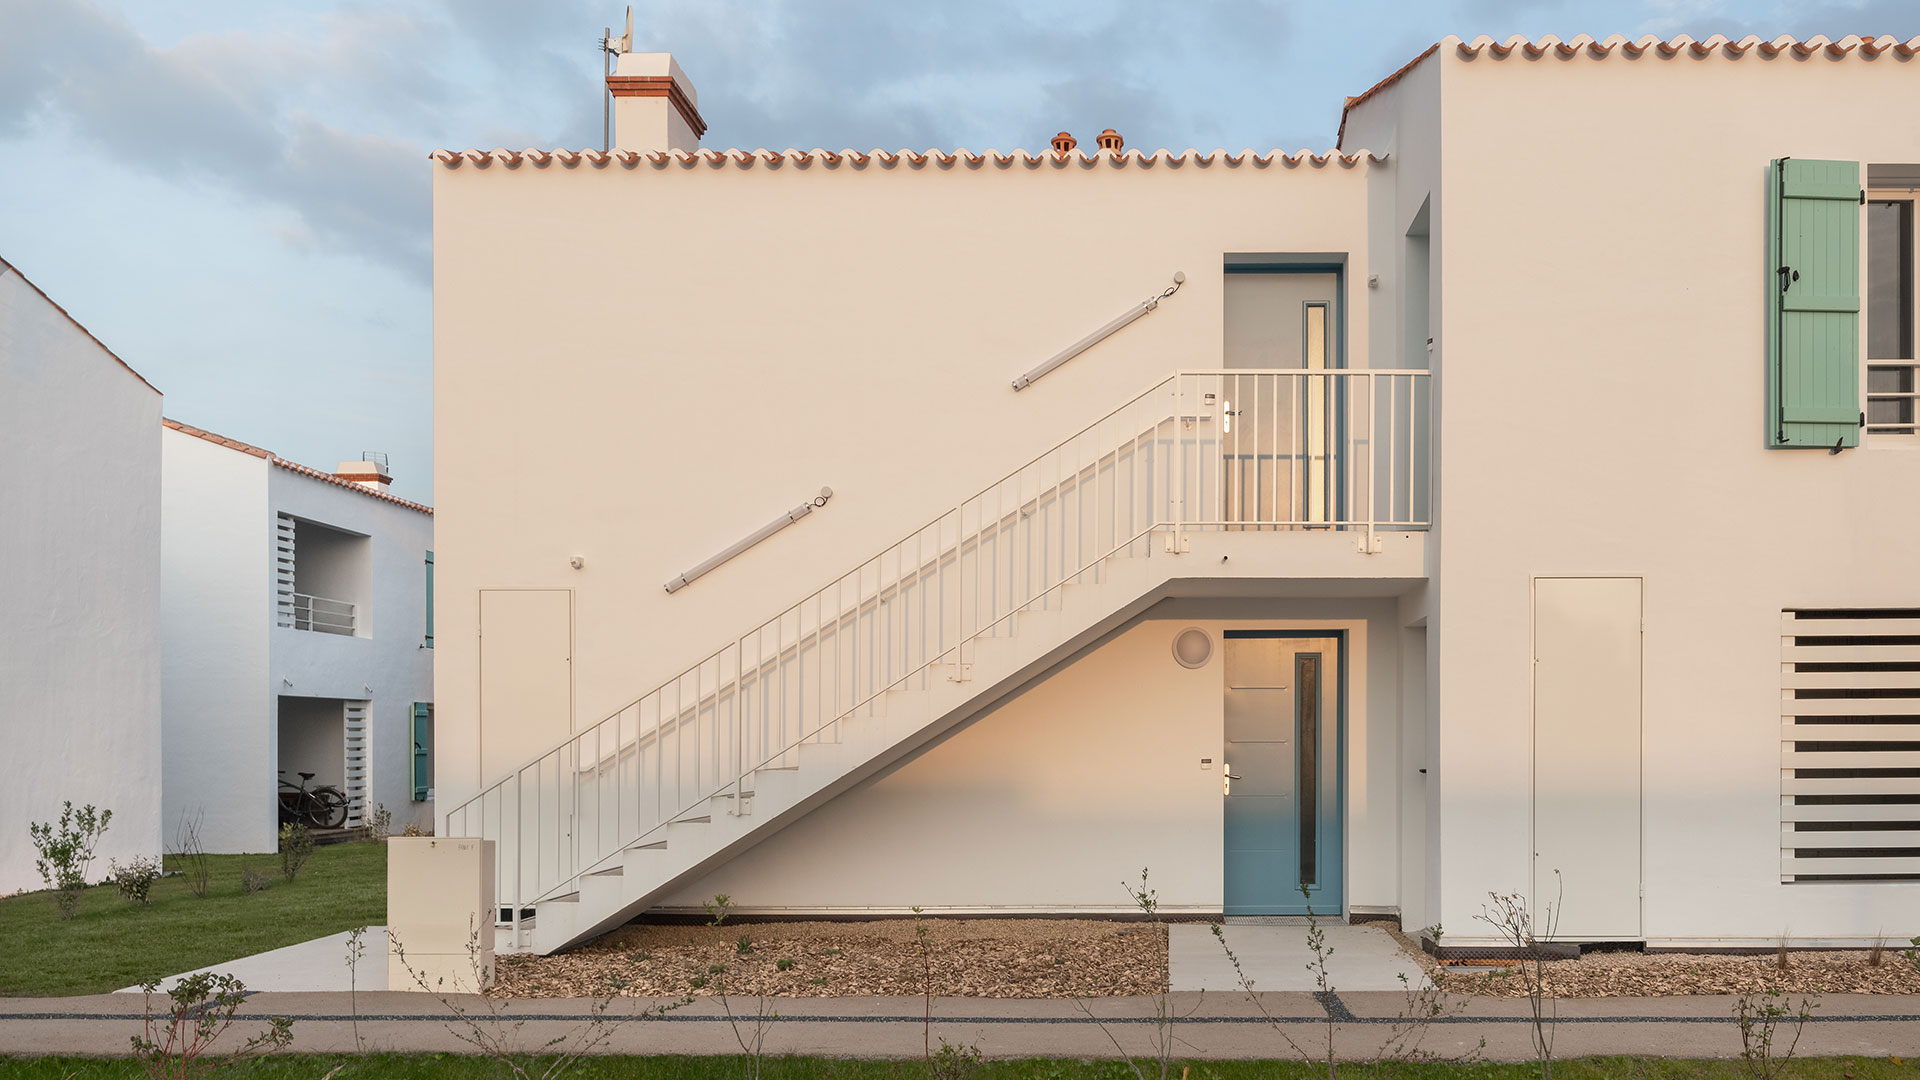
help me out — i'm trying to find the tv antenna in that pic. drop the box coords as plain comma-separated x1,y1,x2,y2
598,7,633,151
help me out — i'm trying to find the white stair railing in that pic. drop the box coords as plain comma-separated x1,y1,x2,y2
445,369,1429,923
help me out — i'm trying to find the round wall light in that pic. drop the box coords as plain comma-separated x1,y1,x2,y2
1172,627,1213,669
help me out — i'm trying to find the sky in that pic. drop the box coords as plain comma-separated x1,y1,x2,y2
3,0,1916,503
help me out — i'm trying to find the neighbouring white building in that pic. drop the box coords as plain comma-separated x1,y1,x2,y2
424,33,1920,954
0,256,163,894
162,421,435,852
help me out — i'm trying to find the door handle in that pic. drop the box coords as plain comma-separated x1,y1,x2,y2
1225,772,1243,780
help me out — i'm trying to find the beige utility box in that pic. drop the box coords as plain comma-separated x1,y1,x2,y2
387,836,495,993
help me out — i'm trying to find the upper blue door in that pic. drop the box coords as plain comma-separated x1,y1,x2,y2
1223,632,1343,916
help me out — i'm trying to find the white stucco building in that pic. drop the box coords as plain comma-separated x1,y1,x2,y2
0,256,164,894
426,33,1920,953
162,421,435,853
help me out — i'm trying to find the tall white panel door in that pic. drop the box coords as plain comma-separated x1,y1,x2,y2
478,589,574,786
1533,577,1642,940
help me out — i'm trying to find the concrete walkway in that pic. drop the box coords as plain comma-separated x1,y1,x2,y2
1171,922,1427,992
6,991,1920,1060
116,927,389,994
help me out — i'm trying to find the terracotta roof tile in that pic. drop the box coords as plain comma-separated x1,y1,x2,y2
432,147,1386,172
0,255,161,396
1338,34,1920,149
163,417,433,515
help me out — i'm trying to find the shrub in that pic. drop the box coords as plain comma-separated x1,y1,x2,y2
278,823,314,882
362,803,392,843
111,856,162,907
131,971,292,1079
401,823,424,837
29,801,112,919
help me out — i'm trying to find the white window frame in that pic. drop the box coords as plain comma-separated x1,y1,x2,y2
1864,186,1919,440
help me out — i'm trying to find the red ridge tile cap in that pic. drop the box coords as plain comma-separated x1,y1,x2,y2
1340,35,1917,148
1336,42,1440,150
1452,33,1920,61
0,255,161,396
163,417,433,515
163,417,272,458
431,147,1387,172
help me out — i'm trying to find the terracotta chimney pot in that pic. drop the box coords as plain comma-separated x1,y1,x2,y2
1096,128,1123,152
1051,131,1077,155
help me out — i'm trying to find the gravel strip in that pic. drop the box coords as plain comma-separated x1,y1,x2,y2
1377,925,1920,998
491,919,1168,999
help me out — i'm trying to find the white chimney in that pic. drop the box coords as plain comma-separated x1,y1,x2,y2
335,459,392,492
607,51,704,154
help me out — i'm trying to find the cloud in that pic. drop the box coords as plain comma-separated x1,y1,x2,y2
0,0,434,281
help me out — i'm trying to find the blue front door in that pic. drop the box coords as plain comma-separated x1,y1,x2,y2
1223,632,1342,916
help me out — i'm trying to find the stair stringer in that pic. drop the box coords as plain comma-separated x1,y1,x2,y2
533,553,1180,951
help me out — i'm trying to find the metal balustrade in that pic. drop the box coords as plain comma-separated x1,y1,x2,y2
281,592,356,635
444,369,1430,924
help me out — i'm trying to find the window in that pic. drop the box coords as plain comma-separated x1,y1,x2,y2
1780,609,1920,882
1867,185,1918,435
424,550,435,648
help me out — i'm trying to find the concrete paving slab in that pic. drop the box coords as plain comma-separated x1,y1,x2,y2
115,927,389,994
1170,922,1427,992
6,991,1920,1060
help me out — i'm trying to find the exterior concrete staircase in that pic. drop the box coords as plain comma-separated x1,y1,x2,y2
444,369,1430,954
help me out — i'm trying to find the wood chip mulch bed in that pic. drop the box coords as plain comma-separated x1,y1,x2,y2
489,919,1167,999
1382,927,1920,997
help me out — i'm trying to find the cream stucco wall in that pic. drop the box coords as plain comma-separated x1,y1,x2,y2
433,154,1382,828
656,598,1405,914
1389,41,1920,943
1,267,163,893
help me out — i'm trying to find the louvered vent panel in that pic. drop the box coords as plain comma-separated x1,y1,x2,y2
343,701,368,829
274,514,297,629
1781,609,1920,881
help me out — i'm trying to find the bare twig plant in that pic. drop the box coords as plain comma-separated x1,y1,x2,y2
702,894,779,1080
344,926,369,1052
1074,868,1199,1080
1475,871,1563,1080
1212,883,1340,1078
392,918,688,1080
1734,988,1818,1080
171,811,212,899
130,972,293,1079
912,905,983,1080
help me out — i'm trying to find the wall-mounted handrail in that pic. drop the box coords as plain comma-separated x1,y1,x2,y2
664,487,834,594
1010,273,1186,391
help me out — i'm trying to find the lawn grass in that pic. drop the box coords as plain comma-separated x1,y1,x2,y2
0,1057,1912,1079
0,842,384,996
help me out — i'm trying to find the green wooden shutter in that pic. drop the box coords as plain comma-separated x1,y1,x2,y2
424,551,434,648
1768,158,1863,448
411,702,432,801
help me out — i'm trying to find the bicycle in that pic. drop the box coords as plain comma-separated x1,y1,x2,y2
278,770,350,830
